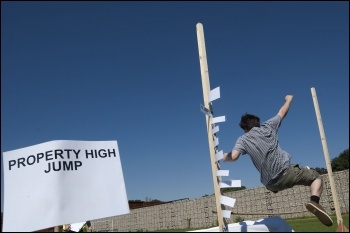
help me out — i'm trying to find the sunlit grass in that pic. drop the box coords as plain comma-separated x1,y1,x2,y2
286,213,349,232
151,213,349,232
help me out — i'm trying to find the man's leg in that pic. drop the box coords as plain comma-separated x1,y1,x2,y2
310,178,323,197
305,176,333,226
266,165,333,226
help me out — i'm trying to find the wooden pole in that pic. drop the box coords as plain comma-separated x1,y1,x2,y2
196,22,227,232
310,87,345,228
213,210,305,215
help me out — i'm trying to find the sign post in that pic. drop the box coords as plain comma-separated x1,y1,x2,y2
196,22,228,232
311,87,348,232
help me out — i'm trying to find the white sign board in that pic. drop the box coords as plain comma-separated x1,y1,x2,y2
2,140,130,232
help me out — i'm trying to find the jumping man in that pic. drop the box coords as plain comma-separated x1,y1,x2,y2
223,95,333,226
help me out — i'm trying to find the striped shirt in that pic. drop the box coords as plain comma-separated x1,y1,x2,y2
233,114,291,185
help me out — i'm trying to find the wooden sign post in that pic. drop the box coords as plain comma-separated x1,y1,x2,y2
311,87,348,232
196,22,228,232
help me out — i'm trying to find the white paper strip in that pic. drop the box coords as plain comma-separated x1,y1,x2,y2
211,116,226,124
212,125,219,134
217,170,229,176
231,180,242,187
209,86,220,102
222,210,232,219
219,180,242,188
215,150,223,162
213,137,219,147
219,181,231,188
200,104,212,116
220,195,236,207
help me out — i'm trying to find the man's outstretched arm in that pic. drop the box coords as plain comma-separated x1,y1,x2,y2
223,150,240,162
278,95,293,119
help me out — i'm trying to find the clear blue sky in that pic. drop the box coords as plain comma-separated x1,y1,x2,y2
1,2,349,211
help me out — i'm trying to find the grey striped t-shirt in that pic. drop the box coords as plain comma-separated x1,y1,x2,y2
233,114,291,185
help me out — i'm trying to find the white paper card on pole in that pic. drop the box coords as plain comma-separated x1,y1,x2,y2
212,125,219,134
220,195,236,208
211,116,226,124
209,86,220,102
220,180,242,188
222,210,232,219
219,181,231,188
214,137,219,147
2,140,130,232
217,170,229,176
231,180,242,187
200,104,212,117
215,150,223,162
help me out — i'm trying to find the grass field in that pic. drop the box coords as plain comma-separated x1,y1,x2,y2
152,213,349,232
286,213,349,232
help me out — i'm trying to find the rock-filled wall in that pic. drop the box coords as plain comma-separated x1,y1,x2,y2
92,169,349,232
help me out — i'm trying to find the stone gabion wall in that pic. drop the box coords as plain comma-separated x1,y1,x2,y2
91,170,349,232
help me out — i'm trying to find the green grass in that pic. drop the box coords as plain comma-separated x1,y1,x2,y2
150,213,349,232
286,213,349,232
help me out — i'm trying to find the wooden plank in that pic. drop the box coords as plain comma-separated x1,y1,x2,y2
311,87,343,226
196,22,227,232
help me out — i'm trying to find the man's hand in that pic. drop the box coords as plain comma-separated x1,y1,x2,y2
278,95,293,119
285,95,293,102
223,152,230,161
223,150,240,162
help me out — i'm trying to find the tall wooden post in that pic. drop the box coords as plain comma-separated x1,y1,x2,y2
311,87,347,231
196,22,227,232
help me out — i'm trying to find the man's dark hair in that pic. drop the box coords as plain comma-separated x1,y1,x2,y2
239,113,260,132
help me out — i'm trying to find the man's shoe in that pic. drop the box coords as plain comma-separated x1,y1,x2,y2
305,201,333,226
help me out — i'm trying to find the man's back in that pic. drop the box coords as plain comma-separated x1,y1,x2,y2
234,115,291,185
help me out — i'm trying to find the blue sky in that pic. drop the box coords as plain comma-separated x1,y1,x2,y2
1,2,349,211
